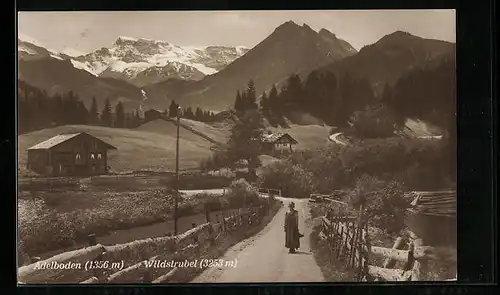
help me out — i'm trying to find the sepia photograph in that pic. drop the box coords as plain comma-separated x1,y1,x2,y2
17,10,457,284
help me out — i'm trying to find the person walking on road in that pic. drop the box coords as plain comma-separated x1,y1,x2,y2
284,202,303,253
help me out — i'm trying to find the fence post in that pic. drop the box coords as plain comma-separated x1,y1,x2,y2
204,204,210,223
88,233,97,246
363,222,371,281
357,223,364,280
383,237,405,269
409,231,426,281
343,220,351,265
354,204,364,275
350,223,358,267
337,215,345,258
405,239,415,271
332,213,339,247
221,211,226,232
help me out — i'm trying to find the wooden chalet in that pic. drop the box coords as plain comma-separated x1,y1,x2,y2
405,191,457,248
261,131,298,156
26,132,117,176
144,109,165,122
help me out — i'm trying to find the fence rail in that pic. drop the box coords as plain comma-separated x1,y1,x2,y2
319,209,457,281
18,201,282,284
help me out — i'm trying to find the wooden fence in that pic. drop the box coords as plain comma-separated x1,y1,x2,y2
319,209,457,281
18,201,282,284
258,188,281,197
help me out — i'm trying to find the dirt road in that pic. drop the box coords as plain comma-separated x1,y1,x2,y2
191,198,325,283
329,132,348,145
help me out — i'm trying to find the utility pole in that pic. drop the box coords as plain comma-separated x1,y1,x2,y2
174,105,181,236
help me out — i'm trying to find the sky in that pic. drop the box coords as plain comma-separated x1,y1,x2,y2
17,10,456,55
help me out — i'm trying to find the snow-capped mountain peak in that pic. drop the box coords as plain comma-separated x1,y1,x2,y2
18,34,250,87
74,36,250,86
61,47,86,58
18,33,63,57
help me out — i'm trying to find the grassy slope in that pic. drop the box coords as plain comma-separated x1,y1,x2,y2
136,118,230,145
18,125,214,175
18,118,331,176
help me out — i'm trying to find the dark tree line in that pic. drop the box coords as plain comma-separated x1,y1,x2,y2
382,58,456,132
257,71,375,127
382,59,456,173
256,59,455,134
18,81,144,134
167,100,217,123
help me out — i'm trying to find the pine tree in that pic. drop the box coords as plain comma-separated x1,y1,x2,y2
89,97,99,125
321,72,340,125
168,100,179,117
100,98,113,127
259,91,269,116
284,74,304,108
114,101,125,128
268,84,280,115
195,107,203,121
52,94,64,125
240,91,248,111
245,80,258,110
184,107,194,119
76,101,88,125
234,90,243,111
225,109,264,179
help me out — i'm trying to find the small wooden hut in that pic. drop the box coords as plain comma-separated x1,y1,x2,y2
260,131,298,156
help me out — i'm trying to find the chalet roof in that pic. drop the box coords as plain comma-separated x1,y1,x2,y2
27,132,117,151
406,190,456,218
145,109,164,114
261,132,298,144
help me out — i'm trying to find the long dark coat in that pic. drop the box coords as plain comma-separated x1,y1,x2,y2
284,209,300,249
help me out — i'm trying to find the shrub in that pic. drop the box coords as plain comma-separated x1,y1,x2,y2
257,161,314,199
226,178,260,207
350,177,409,235
194,192,229,212
347,174,387,208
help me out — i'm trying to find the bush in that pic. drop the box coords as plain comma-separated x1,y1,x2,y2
194,192,229,212
347,174,387,208
259,135,454,203
258,161,314,199
350,177,409,235
226,178,260,207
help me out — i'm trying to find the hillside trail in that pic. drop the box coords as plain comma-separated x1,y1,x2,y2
191,198,325,283
329,132,347,145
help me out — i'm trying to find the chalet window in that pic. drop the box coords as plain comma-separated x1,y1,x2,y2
97,153,102,159
75,153,81,160
91,153,95,160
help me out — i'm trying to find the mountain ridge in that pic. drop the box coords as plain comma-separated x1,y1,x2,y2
18,35,250,87
144,20,359,111
318,30,456,93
